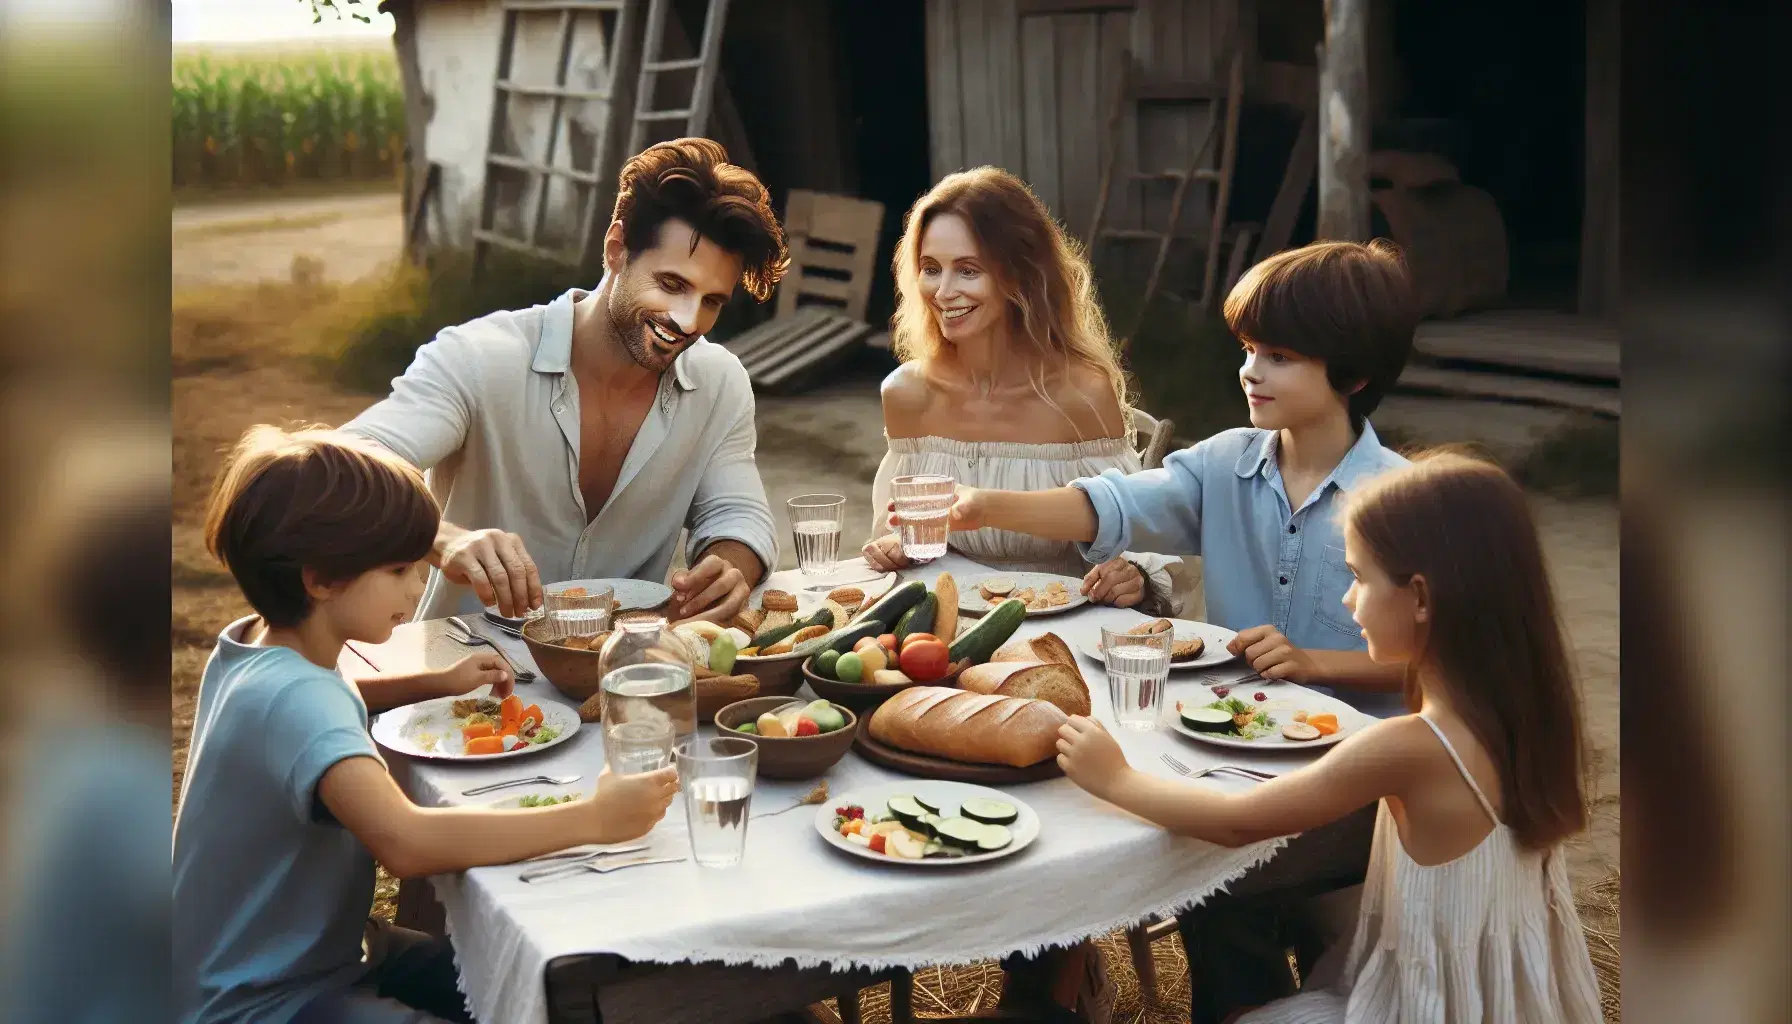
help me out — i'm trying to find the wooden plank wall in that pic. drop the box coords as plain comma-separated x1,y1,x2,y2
926,0,1236,257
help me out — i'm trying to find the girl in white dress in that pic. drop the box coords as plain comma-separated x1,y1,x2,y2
1055,451,1603,1022
861,165,1181,616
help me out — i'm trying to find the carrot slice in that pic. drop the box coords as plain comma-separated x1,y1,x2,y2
1308,713,1340,736
461,721,496,741
464,736,505,755
522,704,544,730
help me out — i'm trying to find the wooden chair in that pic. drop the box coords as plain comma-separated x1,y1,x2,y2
1131,408,1177,471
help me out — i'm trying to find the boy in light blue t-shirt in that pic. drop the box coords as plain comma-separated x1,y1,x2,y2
174,427,679,1024
940,240,1421,1021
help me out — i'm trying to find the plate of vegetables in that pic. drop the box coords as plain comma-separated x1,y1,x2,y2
816,780,1039,866
372,692,581,761
1170,685,1359,750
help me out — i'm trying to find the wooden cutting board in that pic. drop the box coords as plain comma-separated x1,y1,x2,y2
851,714,1064,784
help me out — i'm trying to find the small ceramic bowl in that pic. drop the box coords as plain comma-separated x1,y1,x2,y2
712,696,857,780
519,618,608,704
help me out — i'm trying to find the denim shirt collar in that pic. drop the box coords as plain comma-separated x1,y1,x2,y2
1233,421,1388,493
530,288,699,391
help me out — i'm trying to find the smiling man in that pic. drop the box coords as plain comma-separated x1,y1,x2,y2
341,139,789,625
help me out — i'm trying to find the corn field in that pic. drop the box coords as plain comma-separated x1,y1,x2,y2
172,48,406,187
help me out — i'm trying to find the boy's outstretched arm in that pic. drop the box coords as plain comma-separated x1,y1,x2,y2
317,758,677,879
948,486,1101,543
351,653,514,713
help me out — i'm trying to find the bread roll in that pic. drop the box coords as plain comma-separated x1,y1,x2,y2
958,661,1041,694
990,632,1076,666
868,686,1067,768
993,663,1090,717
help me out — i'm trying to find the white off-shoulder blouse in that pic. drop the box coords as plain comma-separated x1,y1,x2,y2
870,434,1183,616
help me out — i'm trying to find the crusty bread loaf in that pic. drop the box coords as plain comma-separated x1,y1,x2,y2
1128,618,1174,636
957,661,1041,694
994,663,1090,717
868,686,1067,767
991,632,1076,666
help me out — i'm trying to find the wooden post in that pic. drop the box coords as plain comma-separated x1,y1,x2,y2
1315,0,1370,241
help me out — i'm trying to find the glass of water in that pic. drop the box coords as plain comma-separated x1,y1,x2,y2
675,735,758,868
1100,625,1171,731
787,493,846,575
604,718,675,776
890,474,955,562
543,582,613,642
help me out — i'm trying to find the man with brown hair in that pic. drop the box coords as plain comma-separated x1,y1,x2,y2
344,138,790,624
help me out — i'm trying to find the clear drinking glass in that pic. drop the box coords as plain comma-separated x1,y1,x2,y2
542,583,613,641
599,662,695,775
890,474,955,562
675,735,758,868
787,493,847,575
1101,625,1171,731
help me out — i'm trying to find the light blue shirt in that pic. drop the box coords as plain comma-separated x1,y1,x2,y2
174,618,386,1024
1073,424,1409,718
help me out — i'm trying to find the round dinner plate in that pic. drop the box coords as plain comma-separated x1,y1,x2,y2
483,578,674,629
750,565,898,616
1168,684,1364,751
955,571,1089,617
372,694,581,762
815,780,1041,867
1078,618,1241,670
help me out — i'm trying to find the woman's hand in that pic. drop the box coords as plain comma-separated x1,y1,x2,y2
1055,716,1133,801
1082,557,1145,608
861,532,911,572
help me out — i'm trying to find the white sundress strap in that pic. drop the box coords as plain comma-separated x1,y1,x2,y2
1415,712,1501,826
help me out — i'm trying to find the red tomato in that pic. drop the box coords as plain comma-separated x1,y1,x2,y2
868,833,887,854
900,632,939,651
794,717,821,737
898,639,950,682
878,633,898,652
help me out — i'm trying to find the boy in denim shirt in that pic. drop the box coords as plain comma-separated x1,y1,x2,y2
941,239,1418,1018
945,239,1416,717
175,428,679,1024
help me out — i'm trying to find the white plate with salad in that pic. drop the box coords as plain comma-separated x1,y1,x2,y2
372,693,580,762
1169,685,1363,750
816,780,1039,866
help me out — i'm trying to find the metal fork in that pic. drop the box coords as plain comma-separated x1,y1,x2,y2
520,855,687,884
446,616,537,684
462,774,582,797
1160,753,1277,782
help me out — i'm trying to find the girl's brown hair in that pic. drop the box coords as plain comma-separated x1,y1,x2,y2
889,166,1130,437
1345,449,1588,850
203,426,439,628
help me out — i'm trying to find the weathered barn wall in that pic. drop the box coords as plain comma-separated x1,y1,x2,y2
925,0,1240,250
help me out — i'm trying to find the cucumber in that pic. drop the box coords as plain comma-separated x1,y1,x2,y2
753,607,832,649
886,796,927,830
895,593,938,645
960,798,1018,826
933,816,987,849
1179,706,1236,732
796,620,885,666
974,824,1012,852
853,580,928,632
912,794,942,815
948,598,1027,664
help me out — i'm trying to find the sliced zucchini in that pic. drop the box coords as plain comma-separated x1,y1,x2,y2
917,813,945,838
973,824,1013,852
960,797,1019,826
912,794,942,815
932,816,987,849
885,796,927,830
1179,706,1236,732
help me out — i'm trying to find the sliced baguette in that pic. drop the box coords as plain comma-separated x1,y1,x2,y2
994,663,1091,717
990,632,1077,666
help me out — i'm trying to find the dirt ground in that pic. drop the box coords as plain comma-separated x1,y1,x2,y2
171,192,1619,1020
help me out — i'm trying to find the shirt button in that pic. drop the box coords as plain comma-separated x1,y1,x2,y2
1279,575,1289,585
1288,524,1297,534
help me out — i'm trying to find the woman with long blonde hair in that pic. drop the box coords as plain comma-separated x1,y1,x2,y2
862,166,1180,613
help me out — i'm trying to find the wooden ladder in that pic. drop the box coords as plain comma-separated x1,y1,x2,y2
470,0,732,284
1088,47,1245,338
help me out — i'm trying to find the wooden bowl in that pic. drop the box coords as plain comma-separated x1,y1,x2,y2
799,655,969,712
730,649,808,700
519,618,609,704
712,696,857,780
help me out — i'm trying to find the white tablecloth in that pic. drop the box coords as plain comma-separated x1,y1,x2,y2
391,554,1344,1024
